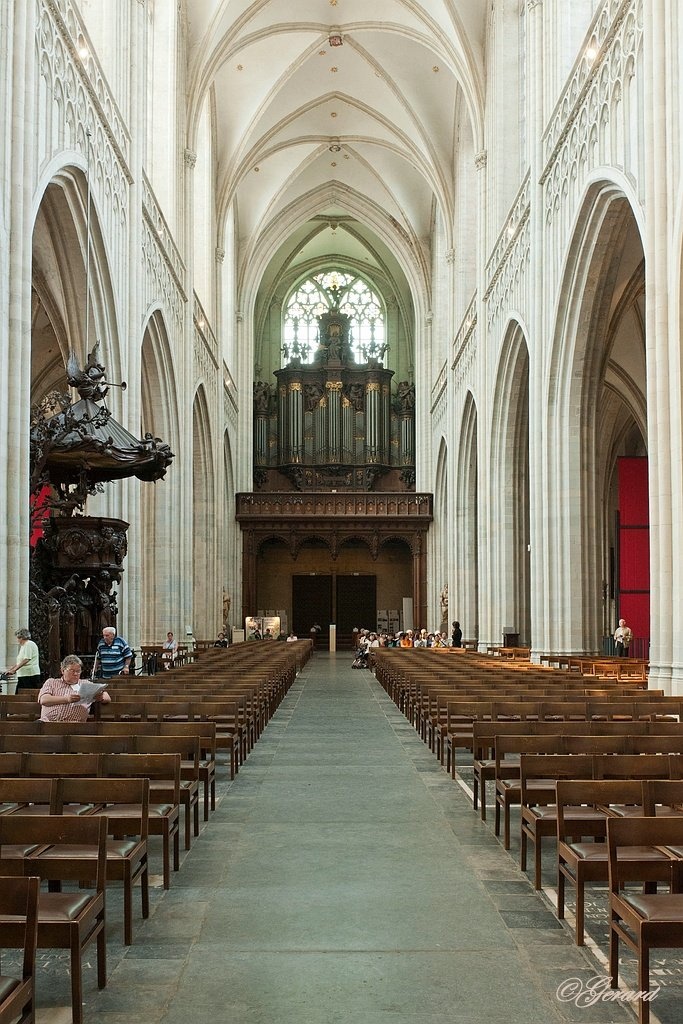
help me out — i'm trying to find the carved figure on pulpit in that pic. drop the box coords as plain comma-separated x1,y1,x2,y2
66,343,109,402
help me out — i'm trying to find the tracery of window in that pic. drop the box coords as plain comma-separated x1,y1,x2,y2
282,271,385,365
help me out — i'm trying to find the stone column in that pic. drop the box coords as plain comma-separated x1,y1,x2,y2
120,0,147,650
0,0,36,664
643,0,676,691
525,0,548,659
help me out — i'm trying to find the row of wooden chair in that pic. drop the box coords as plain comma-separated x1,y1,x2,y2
472,719,683,820
0,720,217,820
0,751,180,891
0,642,305,1022
1,775,150,947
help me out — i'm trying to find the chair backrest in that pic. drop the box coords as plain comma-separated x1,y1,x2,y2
0,776,54,808
133,734,200,771
96,701,147,721
24,752,101,777
607,815,683,889
490,701,540,721
53,776,150,840
141,702,191,722
562,734,629,755
0,813,108,891
0,874,39,980
556,779,643,839
0,734,67,754
494,734,565,773
592,753,673,780
0,752,25,775
519,753,594,803
100,752,181,801
642,778,683,815
632,735,683,755
66,735,134,754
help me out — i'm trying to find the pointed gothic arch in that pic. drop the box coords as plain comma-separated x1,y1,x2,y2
192,385,216,636
140,309,180,641
546,180,646,655
456,392,478,643
490,320,530,646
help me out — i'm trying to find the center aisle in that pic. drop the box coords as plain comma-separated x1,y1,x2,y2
110,653,632,1024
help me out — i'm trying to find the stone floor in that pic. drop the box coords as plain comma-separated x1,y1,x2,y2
25,653,682,1023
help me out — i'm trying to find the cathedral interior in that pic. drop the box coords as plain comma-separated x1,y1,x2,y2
2,0,682,690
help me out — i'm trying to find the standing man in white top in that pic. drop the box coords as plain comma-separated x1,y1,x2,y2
5,628,42,692
613,619,633,657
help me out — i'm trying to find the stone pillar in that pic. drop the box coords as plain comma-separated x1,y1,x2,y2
412,532,427,631
643,1,676,691
525,0,548,659
0,0,36,665
120,0,147,651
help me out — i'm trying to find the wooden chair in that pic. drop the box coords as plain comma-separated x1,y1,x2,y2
556,780,673,945
132,735,200,850
519,753,596,889
493,735,567,849
53,777,150,946
24,752,101,780
101,752,181,889
190,702,239,779
0,814,108,1024
607,816,683,1023
0,875,39,1024
160,721,217,819
0,778,55,817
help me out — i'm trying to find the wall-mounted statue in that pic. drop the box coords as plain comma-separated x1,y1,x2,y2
395,380,415,415
253,380,273,415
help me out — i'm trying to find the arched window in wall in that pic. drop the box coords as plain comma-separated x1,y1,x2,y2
282,271,385,365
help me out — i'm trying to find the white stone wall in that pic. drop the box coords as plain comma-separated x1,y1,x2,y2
0,0,237,664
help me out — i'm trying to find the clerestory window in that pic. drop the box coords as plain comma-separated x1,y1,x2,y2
282,271,385,365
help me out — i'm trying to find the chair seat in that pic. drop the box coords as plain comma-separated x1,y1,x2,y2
528,806,605,821
0,976,20,1001
102,802,175,817
106,839,142,858
563,843,671,863
623,893,683,922
36,893,94,922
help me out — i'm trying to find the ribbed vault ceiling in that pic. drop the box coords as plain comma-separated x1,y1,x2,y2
186,0,485,283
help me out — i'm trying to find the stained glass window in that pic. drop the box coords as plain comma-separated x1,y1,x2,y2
282,271,385,365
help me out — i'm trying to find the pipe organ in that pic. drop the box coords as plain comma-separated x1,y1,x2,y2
253,307,415,492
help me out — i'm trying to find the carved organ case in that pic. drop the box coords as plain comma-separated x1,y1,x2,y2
253,307,415,491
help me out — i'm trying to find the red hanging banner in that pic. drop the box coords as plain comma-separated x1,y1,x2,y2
617,457,649,646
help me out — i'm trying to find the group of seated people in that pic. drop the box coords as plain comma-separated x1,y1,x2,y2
353,623,462,650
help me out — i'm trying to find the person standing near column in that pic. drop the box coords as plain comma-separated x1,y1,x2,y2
613,619,633,657
5,629,42,692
